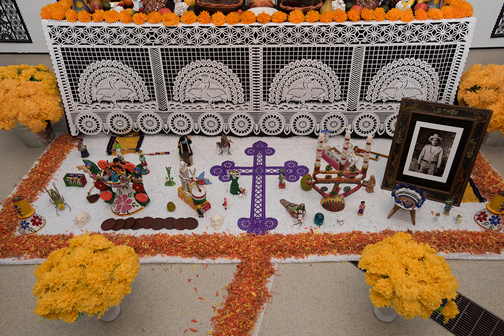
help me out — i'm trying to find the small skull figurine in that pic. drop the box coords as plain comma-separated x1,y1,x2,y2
211,213,224,230
337,218,344,226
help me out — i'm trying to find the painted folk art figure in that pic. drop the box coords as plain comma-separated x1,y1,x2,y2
228,169,241,195
217,133,233,155
76,137,89,158
278,168,286,189
137,150,150,175
357,201,366,216
113,140,123,158
178,135,193,166
280,199,306,224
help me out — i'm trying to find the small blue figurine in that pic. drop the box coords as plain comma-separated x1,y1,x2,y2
443,199,454,216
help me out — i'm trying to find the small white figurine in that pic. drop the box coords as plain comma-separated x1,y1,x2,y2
211,212,224,230
75,211,90,228
337,218,344,226
332,0,345,10
179,161,194,194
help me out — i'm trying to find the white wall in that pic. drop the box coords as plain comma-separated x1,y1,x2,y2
0,0,503,53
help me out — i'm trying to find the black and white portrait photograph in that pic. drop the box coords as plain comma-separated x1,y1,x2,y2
402,121,463,184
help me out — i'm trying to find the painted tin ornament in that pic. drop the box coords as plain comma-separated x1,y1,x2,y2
474,190,504,231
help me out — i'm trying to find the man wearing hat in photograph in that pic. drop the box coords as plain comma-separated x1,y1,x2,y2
417,133,444,175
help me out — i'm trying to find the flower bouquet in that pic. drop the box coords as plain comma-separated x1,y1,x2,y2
358,232,459,322
0,64,64,133
457,64,504,135
33,233,140,323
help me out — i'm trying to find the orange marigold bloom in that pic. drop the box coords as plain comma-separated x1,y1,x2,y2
305,10,319,23
453,1,473,18
59,0,73,9
441,5,455,19
119,10,133,24
385,8,401,21
77,10,92,23
65,9,78,22
181,11,197,24
347,9,360,22
198,11,212,24
212,12,226,26
226,12,241,25
92,9,105,22
132,12,148,25
40,6,52,20
428,8,443,20
374,7,385,21
400,8,414,22
272,11,287,23
52,8,66,21
361,8,374,21
319,11,333,23
257,12,272,24
104,10,120,23
162,12,180,26
240,11,256,24
288,9,304,24
446,0,460,5
414,9,428,21
333,9,347,22
147,11,162,23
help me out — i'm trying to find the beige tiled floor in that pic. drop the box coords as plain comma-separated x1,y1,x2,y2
0,51,503,335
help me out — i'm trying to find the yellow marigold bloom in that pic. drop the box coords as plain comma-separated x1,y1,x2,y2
319,11,333,23
77,10,92,23
272,11,287,23
400,8,414,22
181,10,198,25
226,11,241,25
428,8,443,20
441,5,455,19
414,9,428,21
119,10,133,24
65,9,77,22
147,11,162,24
361,8,374,21
198,11,212,24
241,10,256,24
132,12,148,25
162,12,180,26
453,1,473,18
347,8,360,22
305,10,319,23
333,9,347,22
385,8,401,21
104,9,120,23
92,9,105,22
40,6,52,20
288,9,304,24
374,7,385,21
212,11,226,26
257,12,272,24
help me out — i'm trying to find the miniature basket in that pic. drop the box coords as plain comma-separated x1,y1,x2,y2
197,0,243,13
279,0,322,13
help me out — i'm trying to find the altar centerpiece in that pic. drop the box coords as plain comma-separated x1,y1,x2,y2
358,232,459,322
33,233,140,322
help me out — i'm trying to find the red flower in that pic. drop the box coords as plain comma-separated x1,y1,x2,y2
132,183,144,192
100,190,113,201
135,193,148,203
94,180,107,190
124,162,136,173
31,215,43,227
97,160,108,170
476,212,488,222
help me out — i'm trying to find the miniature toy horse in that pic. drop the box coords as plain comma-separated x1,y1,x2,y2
217,133,232,155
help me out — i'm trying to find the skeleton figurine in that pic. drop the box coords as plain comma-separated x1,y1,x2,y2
179,161,194,194
337,218,344,226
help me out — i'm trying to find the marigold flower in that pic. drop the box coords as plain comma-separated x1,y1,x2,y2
52,8,66,21
65,9,78,22
181,10,197,24
272,11,287,23
104,10,120,23
385,8,401,21
92,9,105,22
400,8,414,22
333,9,347,22
132,12,148,25
162,12,180,26
374,7,385,21
453,1,473,18
256,12,272,24
441,5,455,19
212,11,226,26
305,10,319,23
197,11,212,24
147,11,162,24
427,8,442,20
347,9,360,22
226,11,241,25
361,8,374,21
119,10,133,24
240,10,256,24
319,11,333,23
40,6,52,20
77,10,92,23
414,9,428,21
288,9,304,24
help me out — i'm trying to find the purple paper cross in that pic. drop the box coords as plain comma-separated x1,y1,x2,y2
210,141,309,235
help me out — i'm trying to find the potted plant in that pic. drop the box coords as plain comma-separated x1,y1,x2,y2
0,64,64,147
33,233,140,323
358,232,459,323
457,64,504,146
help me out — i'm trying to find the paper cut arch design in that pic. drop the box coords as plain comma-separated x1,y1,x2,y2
78,60,150,106
365,58,439,103
173,60,244,106
268,59,341,106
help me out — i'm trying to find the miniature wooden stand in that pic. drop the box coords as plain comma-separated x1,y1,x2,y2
388,184,426,226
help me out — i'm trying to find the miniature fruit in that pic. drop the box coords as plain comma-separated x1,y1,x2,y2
167,202,176,212
320,0,333,14
414,3,428,11
351,5,363,12
184,0,197,7
102,1,111,10
345,2,353,11
125,8,136,16
381,5,389,12
159,8,172,14
123,0,134,8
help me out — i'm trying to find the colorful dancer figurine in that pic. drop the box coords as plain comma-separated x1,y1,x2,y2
76,137,89,158
113,139,122,159
217,133,233,155
228,169,241,195
280,199,306,225
137,150,150,175
278,168,286,189
357,201,365,216
178,135,193,166
444,199,454,216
